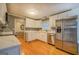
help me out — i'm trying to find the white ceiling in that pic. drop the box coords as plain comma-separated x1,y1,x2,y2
7,3,79,19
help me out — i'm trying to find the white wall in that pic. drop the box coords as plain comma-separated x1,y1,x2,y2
15,18,24,32
0,3,7,24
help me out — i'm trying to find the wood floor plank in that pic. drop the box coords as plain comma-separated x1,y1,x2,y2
17,36,69,55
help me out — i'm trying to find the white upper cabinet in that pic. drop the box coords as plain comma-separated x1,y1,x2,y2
49,15,57,28
26,18,41,28
57,11,70,20
49,8,79,28
49,12,68,28
34,20,42,28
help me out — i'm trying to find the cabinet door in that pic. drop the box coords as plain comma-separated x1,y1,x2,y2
34,20,41,28
52,16,57,27
49,15,57,28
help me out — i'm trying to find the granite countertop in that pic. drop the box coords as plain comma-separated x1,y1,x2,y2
0,35,20,50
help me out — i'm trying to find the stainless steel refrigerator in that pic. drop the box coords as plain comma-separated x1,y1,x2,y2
55,16,79,54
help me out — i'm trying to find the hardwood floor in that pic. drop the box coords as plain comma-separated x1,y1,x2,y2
17,36,69,55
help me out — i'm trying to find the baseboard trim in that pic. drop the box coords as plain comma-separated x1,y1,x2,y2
48,43,55,46
48,43,74,55
55,47,76,55
27,39,47,43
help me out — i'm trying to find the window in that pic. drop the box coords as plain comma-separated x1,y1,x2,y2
42,20,49,31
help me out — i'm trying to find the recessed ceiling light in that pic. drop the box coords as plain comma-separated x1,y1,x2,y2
27,9,38,15
29,11,36,15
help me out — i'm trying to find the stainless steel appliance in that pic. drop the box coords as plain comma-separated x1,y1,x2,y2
55,20,63,49
55,16,78,54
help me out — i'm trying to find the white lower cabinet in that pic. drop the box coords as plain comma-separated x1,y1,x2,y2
26,31,47,42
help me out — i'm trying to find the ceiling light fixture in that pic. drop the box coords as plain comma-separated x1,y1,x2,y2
27,9,38,15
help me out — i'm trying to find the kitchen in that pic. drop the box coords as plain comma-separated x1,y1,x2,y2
0,3,79,55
